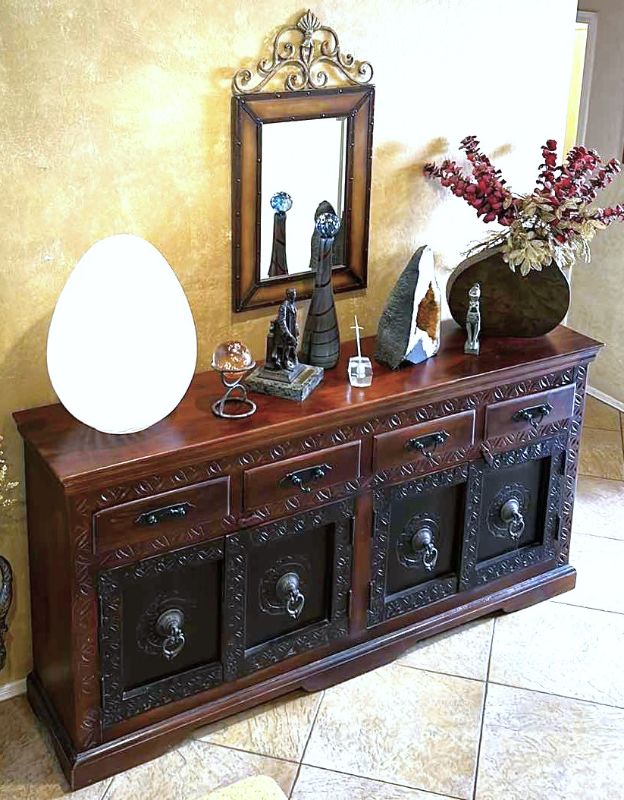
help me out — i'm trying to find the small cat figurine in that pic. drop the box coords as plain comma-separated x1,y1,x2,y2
464,283,481,356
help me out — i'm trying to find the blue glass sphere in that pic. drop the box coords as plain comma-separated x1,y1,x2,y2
270,192,293,213
315,212,341,238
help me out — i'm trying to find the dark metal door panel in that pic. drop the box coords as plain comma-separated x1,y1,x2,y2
460,436,566,590
98,540,225,726
368,465,469,627
223,500,354,677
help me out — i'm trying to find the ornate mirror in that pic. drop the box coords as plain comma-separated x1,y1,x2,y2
231,10,375,311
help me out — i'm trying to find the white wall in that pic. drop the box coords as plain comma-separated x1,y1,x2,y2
568,0,624,404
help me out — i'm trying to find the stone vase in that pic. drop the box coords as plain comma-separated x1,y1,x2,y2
447,245,570,338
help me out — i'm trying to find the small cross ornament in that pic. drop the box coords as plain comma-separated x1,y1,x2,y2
348,315,373,387
350,316,364,358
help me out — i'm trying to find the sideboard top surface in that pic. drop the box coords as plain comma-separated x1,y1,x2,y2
13,322,601,488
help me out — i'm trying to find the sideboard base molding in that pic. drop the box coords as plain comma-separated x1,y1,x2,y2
30,564,575,791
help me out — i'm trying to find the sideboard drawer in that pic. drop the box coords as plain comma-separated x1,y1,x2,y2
94,477,230,554
373,410,475,473
485,384,575,440
243,441,361,510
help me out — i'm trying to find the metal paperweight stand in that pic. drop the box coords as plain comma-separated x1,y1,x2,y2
211,363,257,419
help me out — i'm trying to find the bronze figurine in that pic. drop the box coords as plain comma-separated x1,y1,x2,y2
246,289,324,401
266,288,299,372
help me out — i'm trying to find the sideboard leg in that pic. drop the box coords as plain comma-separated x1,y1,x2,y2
498,565,576,614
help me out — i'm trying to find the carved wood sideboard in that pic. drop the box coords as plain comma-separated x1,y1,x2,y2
14,322,601,789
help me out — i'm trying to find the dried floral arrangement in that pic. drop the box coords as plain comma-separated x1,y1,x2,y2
424,136,624,275
0,436,18,510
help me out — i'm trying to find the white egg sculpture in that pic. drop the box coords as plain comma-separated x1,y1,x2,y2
47,234,197,434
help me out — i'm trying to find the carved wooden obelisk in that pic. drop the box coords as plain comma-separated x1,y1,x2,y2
300,213,341,368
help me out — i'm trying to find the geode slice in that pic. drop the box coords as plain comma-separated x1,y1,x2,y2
375,245,441,369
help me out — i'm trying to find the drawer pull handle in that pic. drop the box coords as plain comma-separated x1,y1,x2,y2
513,402,553,427
411,525,439,572
406,430,450,460
276,572,305,620
136,503,191,527
155,608,186,660
282,464,332,494
500,498,525,540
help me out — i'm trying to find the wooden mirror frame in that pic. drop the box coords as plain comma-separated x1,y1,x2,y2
232,85,375,312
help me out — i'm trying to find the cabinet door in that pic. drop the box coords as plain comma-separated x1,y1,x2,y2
223,500,354,678
98,540,225,726
460,436,566,589
368,465,469,626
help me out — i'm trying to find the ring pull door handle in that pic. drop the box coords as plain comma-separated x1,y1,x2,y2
275,572,305,620
155,608,186,660
500,498,525,540
410,525,439,572
405,430,450,461
512,401,553,428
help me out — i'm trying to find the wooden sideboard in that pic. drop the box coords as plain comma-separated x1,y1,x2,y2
14,321,601,789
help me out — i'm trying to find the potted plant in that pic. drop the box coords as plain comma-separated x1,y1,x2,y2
0,435,18,672
424,136,624,336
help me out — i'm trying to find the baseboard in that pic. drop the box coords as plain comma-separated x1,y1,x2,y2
587,385,624,413
0,677,27,702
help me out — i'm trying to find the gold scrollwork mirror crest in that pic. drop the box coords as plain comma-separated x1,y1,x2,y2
232,9,374,94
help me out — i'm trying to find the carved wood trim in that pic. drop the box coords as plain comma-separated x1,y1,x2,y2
558,364,588,565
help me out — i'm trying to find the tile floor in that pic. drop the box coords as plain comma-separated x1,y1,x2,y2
1,395,623,800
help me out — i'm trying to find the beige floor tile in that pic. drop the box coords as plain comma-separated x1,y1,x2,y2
579,427,624,480
292,765,456,799
194,690,322,761
556,532,624,613
105,739,297,800
399,617,493,681
476,683,624,800
573,475,624,540
0,696,111,799
489,602,624,707
303,663,484,799
583,396,621,431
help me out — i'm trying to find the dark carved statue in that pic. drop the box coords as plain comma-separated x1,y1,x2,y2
266,288,299,372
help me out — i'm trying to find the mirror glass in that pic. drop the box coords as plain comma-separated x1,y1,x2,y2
260,117,347,281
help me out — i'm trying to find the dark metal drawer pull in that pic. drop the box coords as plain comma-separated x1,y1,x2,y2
281,463,332,494
405,430,450,460
513,401,553,427
136,502,192,527
155,608,186,660
275,572,305,620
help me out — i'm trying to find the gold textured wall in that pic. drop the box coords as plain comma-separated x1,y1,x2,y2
0,0,576,690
